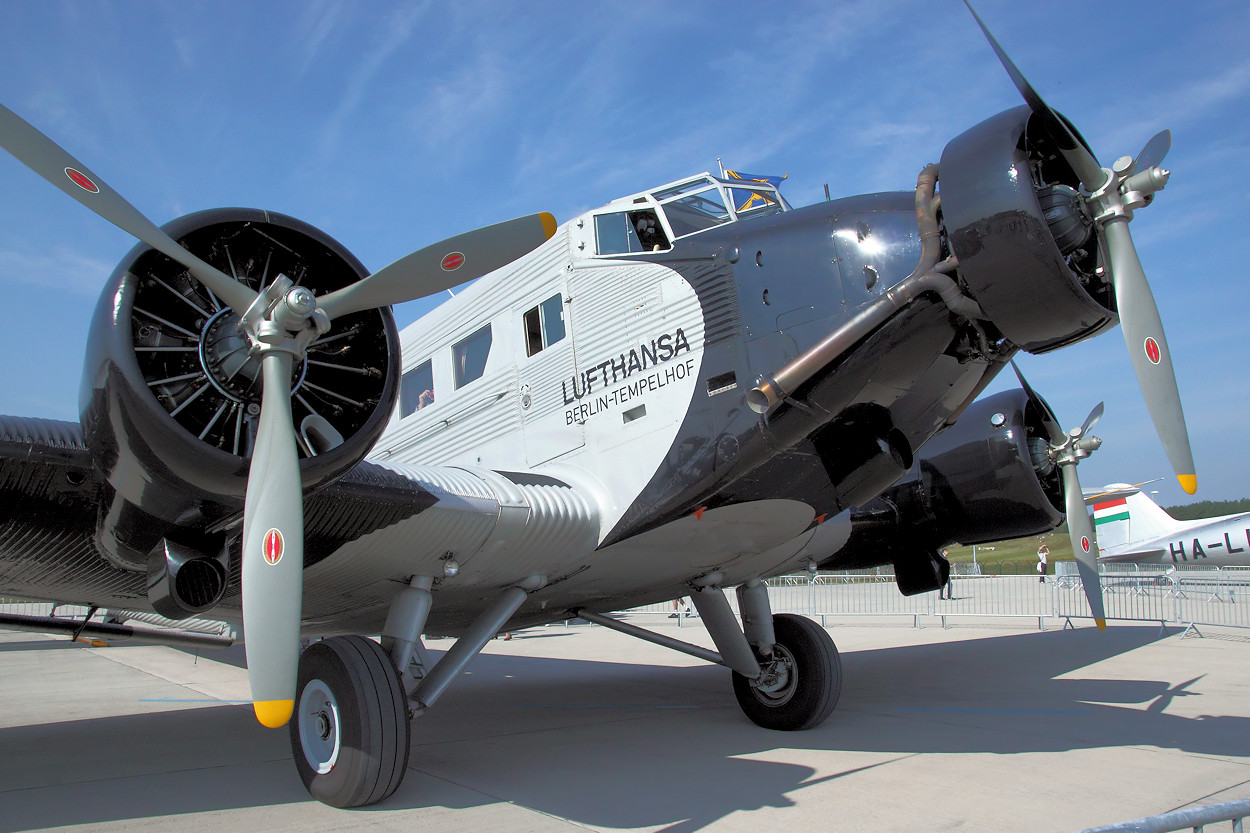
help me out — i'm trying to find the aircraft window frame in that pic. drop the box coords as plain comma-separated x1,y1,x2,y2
452,324,493,389
399,359,435,417
523,292,566,357
594,209,670,254
661,187,732,238
652,177,716,201
728,186,784,219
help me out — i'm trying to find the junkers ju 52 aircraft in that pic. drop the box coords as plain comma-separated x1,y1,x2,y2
0,6,1196,808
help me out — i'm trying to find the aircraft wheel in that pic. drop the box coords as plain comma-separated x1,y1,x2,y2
289,635,411,808
732,613,841,731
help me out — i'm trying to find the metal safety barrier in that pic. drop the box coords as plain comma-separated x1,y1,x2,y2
1072,798,1250,833
754,563,1250,632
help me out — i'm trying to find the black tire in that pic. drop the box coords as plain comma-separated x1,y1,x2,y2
732,613,841,731
289,635,411,808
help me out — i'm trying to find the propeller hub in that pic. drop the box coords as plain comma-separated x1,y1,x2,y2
199,308,306,405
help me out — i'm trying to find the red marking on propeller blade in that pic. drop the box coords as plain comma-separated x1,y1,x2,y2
263,529,284,566
440,252,465,271
814,513,828,525
694,506,706,520
1081,536,1091,554
1144,337,1161,365
64,167,99,193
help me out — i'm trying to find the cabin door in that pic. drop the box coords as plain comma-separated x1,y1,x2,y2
517,287,585,466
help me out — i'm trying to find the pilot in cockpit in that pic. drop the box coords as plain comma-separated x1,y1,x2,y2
633,211,666,251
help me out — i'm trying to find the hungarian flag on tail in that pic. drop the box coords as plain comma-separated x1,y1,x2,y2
1093,497,1129,526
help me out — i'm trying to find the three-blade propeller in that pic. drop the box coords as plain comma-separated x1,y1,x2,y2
0,102,556,727
965,3,1196,496
1013,363,1106,629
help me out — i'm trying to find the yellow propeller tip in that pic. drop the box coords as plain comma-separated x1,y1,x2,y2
253,699,294,728
1095,619,1107,631
1177,474,1197,495
540,212,558,239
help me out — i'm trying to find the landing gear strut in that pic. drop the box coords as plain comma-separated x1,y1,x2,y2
288,574,548,807
579,575,842,732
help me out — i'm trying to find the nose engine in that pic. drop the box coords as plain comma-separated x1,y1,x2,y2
80,208,401,614
940,106,1116,354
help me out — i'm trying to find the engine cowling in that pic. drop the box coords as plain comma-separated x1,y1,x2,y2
941,105,1118,354
80,208,400,585
819,388,1065,582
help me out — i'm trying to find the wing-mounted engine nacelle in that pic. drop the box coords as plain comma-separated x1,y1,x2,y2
80,208,401,573
821,388,1065,576
940,106,1117,353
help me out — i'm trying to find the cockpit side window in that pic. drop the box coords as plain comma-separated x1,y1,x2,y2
594,209,670,254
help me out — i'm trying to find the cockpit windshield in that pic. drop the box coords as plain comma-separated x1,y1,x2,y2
664,187,731,237
590,173,788,256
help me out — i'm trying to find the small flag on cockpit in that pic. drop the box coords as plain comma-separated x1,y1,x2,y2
724,170,787,212
724,171,787,188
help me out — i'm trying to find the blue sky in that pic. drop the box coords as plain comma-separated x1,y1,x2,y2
1,0,1247,507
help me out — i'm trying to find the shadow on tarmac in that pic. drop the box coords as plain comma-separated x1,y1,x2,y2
0,625,1243,831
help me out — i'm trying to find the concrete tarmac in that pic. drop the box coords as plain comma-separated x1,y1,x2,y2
1,615,1248,832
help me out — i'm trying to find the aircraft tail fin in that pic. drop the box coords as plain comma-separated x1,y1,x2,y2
1089,484,1179,551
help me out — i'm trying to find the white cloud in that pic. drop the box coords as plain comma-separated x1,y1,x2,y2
0,246,113,296
315,3,430,166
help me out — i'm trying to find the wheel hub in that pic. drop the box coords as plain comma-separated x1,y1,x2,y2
752,644,797,705
298,678,341,775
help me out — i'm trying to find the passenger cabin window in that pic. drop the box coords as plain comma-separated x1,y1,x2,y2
524,293,566,357
595,209,670,254
453,324,492,389
399,359,435,417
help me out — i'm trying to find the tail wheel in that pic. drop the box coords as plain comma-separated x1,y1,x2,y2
732,613,841,731
290,636,410,808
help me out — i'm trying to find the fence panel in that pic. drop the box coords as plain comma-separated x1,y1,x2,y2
757,563,1250,631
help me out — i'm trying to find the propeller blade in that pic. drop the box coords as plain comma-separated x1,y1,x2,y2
1011,360,1065,445
0,103,256,314
1102,218,1197,494
1077,402,1104,439
318,213,558,321
1062,464,1106,629
240,351,305,728
963,2,1106,192
1134,129,1172,173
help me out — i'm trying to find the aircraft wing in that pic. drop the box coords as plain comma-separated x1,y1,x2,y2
0,413,602,628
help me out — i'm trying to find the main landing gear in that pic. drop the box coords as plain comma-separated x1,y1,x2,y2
287,574,548,808
578,572,841,732
287,572,839,808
